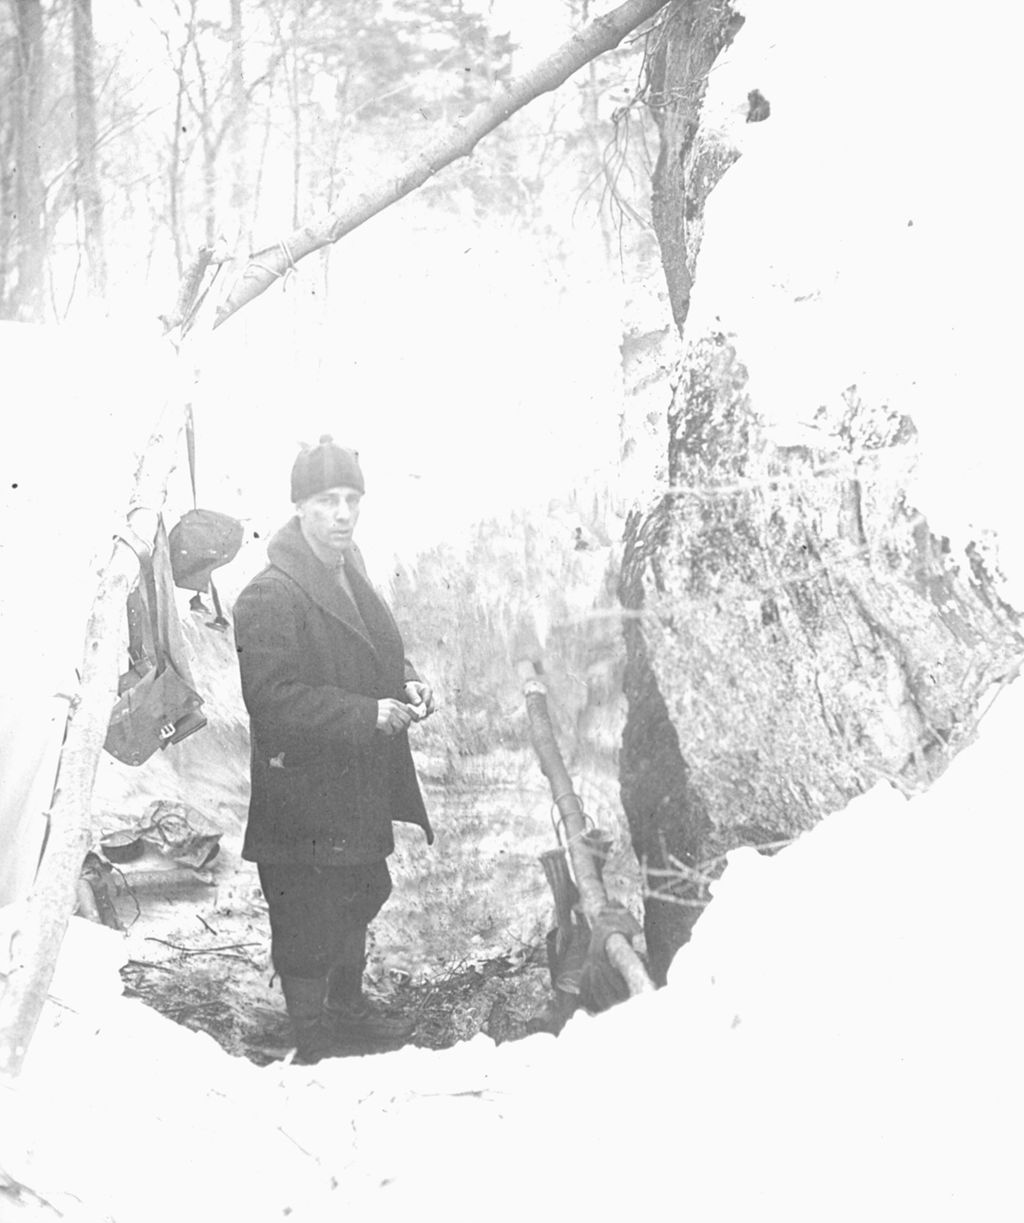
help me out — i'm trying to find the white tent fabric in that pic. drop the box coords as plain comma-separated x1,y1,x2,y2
0,696,67,904
0,322,172,905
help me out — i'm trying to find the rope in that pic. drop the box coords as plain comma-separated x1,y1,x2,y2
248,240,298,291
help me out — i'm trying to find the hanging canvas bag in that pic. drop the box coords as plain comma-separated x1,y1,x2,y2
104,532,206,767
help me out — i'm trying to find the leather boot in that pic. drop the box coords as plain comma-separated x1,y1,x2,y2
280,975,328,1063
323,960,415,1044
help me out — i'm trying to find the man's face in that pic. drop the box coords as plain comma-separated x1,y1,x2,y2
297,485,362,555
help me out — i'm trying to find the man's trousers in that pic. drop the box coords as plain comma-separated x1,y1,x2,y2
256,859,392,979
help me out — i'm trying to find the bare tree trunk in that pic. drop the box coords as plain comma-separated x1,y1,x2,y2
621,0,1024,981
165,0,199,278
228,0,247,217
646,0,742,331
13,0,45,320
215,0,671,327
168,53,188,277
0,0,670,1078
288,5,304,230
191,42,217,247
72,0,107,300
0,39,16,315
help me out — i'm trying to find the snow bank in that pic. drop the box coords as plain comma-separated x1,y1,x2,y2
5,679,1021,1222
5,5,1024,1219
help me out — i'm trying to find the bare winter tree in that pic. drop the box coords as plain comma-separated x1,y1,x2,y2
211,0,670,328
12,0,45,319
0,0,673,1079
72,0,106,298
228,0,247,217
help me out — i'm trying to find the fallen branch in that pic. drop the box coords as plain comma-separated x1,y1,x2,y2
214,0,671,328
125,959,174,972
143,938,261,955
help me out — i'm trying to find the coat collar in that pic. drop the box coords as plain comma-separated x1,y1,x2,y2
267,517,380,659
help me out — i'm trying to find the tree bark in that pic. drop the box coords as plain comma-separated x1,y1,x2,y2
13,0,45,320
621,0,1024,982
646,0,743,331
72,0,107,299
214,0,672,328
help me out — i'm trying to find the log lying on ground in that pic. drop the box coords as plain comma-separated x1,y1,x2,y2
518,666,655,999
214,0,671,328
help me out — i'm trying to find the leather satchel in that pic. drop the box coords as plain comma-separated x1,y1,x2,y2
104,532,207,766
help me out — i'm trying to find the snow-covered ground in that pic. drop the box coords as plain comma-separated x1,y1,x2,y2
3,673,1021,1222
4,2,1024,1219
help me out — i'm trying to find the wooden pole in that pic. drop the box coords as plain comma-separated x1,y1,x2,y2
0,407,193,1080
0,550,130,1078
0,2,672,1076
519,668,655,998
213,0,671,328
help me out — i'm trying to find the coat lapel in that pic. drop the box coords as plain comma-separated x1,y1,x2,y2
267,519,381,662
344,558,405,673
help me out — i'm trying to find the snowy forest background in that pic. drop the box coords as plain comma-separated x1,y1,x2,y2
1,0,667,774
3,3,1024,1220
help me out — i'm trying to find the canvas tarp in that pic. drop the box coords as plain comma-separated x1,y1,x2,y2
0,321,174,906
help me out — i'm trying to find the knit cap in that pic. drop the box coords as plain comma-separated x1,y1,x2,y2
291,435,365,502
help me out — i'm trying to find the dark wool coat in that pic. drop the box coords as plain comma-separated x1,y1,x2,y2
233,517,432,865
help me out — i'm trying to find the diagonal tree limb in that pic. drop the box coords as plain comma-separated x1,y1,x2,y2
0,0,670,1083
0,512,171,1079
214,0,672,328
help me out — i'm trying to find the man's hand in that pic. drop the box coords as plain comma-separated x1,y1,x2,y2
403,681,436,721
376,698,415,736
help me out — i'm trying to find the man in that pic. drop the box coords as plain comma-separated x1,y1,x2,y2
233,435,434,1061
